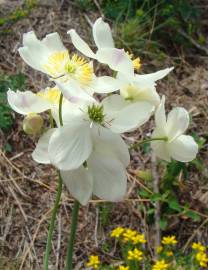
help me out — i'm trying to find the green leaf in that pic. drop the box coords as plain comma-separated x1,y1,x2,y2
159,218,168,230
185,210,201,222
168,199,182,212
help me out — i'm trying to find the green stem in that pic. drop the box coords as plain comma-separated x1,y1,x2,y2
129,137,168,150
59,93,63,127
66,200,80,270
44,172,63,269
44,93,64,269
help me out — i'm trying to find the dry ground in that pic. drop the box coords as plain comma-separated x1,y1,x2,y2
0,1,208,269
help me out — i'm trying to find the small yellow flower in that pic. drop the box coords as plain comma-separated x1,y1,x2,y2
195,252,208,268
118,265,129,270
161,235,178,245
192,242,206,252
111,227,125,239
166,251,173,257
131,233,147,245
86,255,100,269
156,246,163,254
123,229,137,242
152,259,169,270
127,248,143,261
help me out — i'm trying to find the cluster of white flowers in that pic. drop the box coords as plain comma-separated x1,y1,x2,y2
7,18,198,205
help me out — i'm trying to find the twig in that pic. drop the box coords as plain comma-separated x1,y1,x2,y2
183,217,208,252
178,29,208,55
151,153,161,257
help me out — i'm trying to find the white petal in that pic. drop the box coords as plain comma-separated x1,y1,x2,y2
120,82,160,106
61,167,93,205
102,95,154,133
42,32,66,52
151,129,171,162
48,122,92,170
19,31,49,71
155,95,166,135
92,76,123,93
7,89,51,115
68,29,96,58
92,18,114,49
55,80,95,105
96,48,134,76
92,125,130,167
135,67,174,82
32,129,56,164
167,135,198,162
89,152,127,201
166,107,189,141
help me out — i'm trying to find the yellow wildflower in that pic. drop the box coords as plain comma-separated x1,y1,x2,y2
156,246,163,254
192,242,206,252
111,227,125,239
131,233,146,245
123,229,137,242
161,235,177,245
118,265,129,270
195,252,208,268
166,251,173,257
127,248,143,261
152,259,169,270
86,255,100,269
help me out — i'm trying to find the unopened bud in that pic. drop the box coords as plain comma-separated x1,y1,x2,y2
23,113,43,135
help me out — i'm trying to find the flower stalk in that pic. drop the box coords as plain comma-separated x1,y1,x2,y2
66,200,80,270
129,137,168,150
44,94,64,270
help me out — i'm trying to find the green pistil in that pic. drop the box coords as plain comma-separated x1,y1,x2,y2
88,104,105,124
65,62,76,74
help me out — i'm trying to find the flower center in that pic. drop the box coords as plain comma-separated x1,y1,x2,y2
126,51,141,71
42,51,93,85
37,87,62,104
88,104,105,124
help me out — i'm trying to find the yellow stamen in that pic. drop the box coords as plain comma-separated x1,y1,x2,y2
37,87,62,104
42,51,93,85
126,51,141,71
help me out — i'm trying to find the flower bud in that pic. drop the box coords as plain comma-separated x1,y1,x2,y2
23,113,43,135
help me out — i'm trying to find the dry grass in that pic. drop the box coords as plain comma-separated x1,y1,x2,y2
0,1,208,269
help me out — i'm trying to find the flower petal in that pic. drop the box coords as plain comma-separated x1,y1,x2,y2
19,31,49,71
92,125,130,167
166,107,189,141
102,95,154,133
42,32,66,52
151,129,171,162
96,48,134,76
89,151,127,201
67,29,96,58
32,129,56,164
135,67,174,82
61,167,93,205
155,95,166,135
120,82,160,106
48,121,92,170
92,76,123,93
55,80,95,104
92,18,114,49
7,89,51,115
167,135,198,162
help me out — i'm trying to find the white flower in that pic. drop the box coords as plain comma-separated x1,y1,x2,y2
18,31,120,97
68,17,135,77
32,126,129,205
39,90,153,171
151,96,198,162
117,67,174,107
